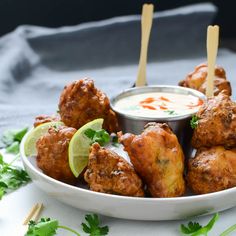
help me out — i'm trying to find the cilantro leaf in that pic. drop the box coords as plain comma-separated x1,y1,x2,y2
1,127,28,154
26,218,58,236
180,213,219,236
181,222,201,234
26,217,81,236
84,129,110,146
190,115,199,129
0,152,30,199
82,214,109,236
6,141,20,154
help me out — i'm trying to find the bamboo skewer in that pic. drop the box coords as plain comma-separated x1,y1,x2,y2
23,203,44,225
16,203,44,236
135,4,154,87
206,25,219,97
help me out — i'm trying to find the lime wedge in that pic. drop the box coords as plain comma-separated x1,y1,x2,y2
68,118,104,177
24,121,64,156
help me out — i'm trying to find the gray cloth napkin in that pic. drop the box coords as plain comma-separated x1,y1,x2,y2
1,2,235,133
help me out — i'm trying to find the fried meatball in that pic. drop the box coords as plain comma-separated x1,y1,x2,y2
119,123,185,198
84,143,144,197
59,78,119,133
192,91,236,149
179,63,231,96
34,114,60,127
36,126,77,184
187,146,236,194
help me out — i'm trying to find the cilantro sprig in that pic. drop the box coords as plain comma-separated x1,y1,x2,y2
190,115,199,129
84,129,110,146
181,213,236,236
0,153,30,199
181,213,219,235
1,127,28,154
25,214,109,236
82,214,109,236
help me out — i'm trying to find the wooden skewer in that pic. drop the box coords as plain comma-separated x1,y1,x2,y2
135,4,154,87
15,203,44,236
206,25,219,97
23,203,44,225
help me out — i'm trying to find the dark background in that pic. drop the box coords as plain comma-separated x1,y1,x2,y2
0,0,235,39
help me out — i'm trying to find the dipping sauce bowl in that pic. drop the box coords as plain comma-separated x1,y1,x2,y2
110,85,206,156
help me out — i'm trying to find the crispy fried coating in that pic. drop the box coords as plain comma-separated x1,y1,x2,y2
192,92,236,149
36,126,77,184
59,78,118,133
34,114,60,127
84,143,144,197
179,63,231,96
119,123,185,198
187,146,236,194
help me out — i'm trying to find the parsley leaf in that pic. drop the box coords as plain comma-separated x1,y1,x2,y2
180,213,219,236
84,129,110,146
82,214,109,236
1,127,28,154
0,153,30,199
190,115,199,129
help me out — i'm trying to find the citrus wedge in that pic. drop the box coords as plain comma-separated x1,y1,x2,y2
24,121,64,156
68,118,104,177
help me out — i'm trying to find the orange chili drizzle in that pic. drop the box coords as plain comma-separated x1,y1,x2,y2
187,99,203,108
139,96,203,111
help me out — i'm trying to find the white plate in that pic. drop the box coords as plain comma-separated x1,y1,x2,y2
20,131,236,221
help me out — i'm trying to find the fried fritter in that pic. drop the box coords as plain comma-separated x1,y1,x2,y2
192,91,236,149
36,125,77,184
84,143,144,197
119,123,185,198
34,114,60,127
59,78,118,133
187,146,236,194
179,63,231,96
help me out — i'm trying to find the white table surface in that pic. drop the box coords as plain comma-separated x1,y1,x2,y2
0,181,236,236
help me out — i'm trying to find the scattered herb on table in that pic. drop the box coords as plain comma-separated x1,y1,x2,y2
25,214,109,236
82,214,109,236
84,129,110,146
220,223,236,236
0,153,30,199
190,115,199,129
1,127,28,154
180,213,236,236
180,213,218,235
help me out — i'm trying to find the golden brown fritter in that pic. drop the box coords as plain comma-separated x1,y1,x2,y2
84,143,144,197
192,92,236,149
34,114,60,127
187,146,236,194
36,125,77,184
119,123,185,198
58,78,119,133
179,63,231,96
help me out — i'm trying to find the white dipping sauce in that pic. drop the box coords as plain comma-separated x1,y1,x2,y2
114,92,203,118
